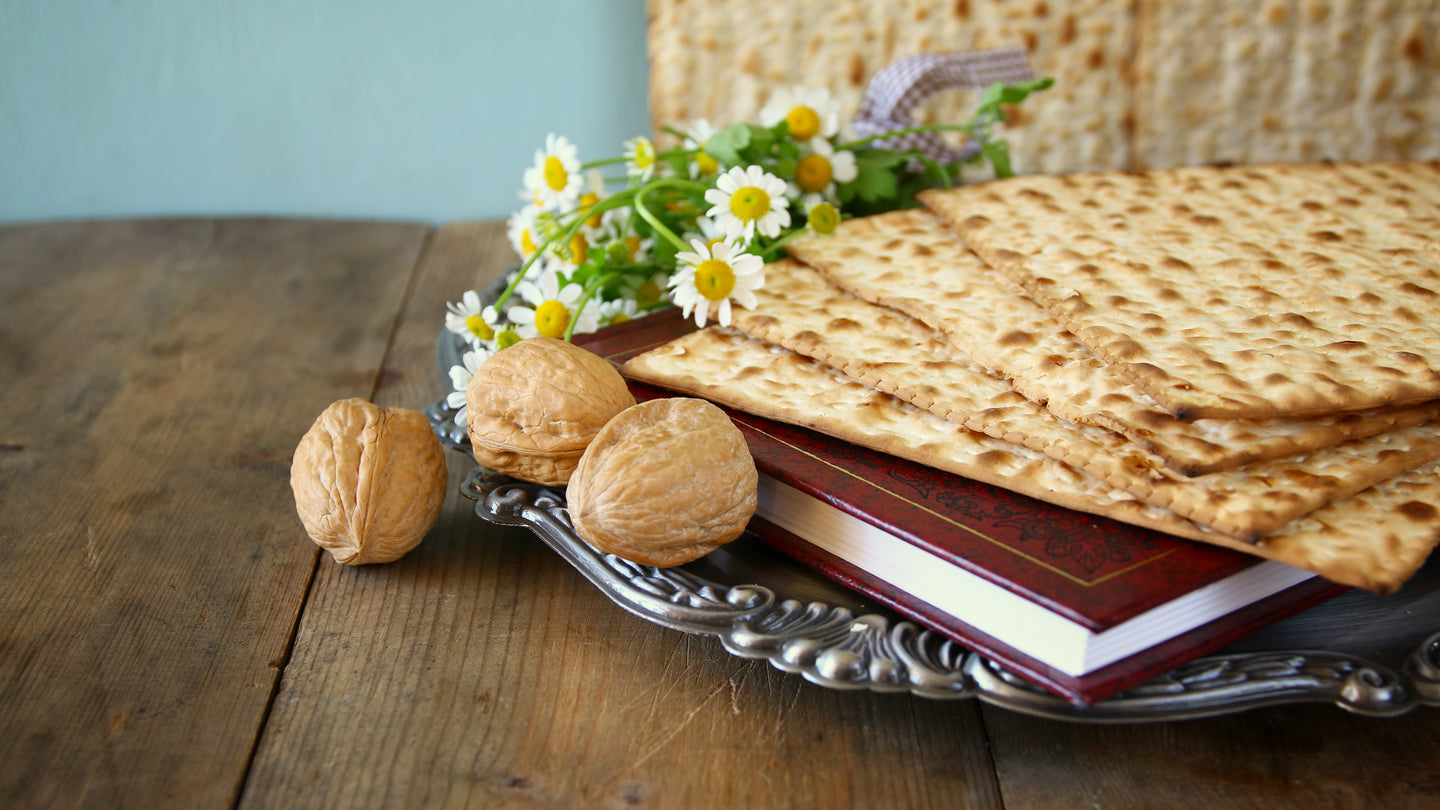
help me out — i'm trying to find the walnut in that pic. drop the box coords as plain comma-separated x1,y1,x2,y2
465,337,636,486
290,398,448,565
567,397,757,567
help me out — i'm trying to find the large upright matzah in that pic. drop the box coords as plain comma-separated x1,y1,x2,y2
646,0,1440,172
1131,0,1440,169
921,161,1440,419
647,0,1135,174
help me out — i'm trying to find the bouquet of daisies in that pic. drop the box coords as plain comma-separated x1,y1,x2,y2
443,78,1051,423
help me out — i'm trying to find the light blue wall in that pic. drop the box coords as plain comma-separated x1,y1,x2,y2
0,1,652,224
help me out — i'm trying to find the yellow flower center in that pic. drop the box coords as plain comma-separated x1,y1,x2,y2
808,202,840,235
465,314,494,341
609,312,631,325
729,186,771,223
694,258,737,302
625,235,642,259
631,139,655,170
796,154,834,193
634,280,661,304
543,155,569,192
568,233,589,265
695,149,718,176
534,300,570,339
579,192,603,228
495,330,521,350
520,228,537,257
786,106,821,140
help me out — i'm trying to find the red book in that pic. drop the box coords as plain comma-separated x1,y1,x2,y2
575,311,1348,705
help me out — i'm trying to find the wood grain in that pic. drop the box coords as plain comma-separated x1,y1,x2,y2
0,218,428,808
982,703,1440,809
3,218,1437,809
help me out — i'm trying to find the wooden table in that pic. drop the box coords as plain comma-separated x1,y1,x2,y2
3,218,1438,809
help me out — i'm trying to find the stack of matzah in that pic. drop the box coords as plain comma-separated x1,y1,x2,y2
623,161,1440,594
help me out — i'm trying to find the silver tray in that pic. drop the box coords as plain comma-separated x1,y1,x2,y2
429,321,1440,722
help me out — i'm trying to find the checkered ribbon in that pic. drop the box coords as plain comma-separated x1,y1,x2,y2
852,48,1035,164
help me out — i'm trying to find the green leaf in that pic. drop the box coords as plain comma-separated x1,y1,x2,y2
703,123,752,167
913,154,951,189
663,150,689,176
736,124,779,165
981,139,1014,178
976,77,1054,123
845,150,906,203
651,231,679,268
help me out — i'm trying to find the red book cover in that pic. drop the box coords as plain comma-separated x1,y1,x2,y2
574,311,1349,705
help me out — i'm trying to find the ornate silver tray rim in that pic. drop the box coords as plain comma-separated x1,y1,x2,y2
430,299,1440,722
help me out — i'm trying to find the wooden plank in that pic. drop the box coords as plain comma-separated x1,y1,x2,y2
982,701,1440,808
239,221,1004,809
0,219,430,808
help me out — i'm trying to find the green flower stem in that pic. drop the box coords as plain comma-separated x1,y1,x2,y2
758,225,811,260
493,232,559,312
633,178,710,254
564,271,622,341
580,156,630,171
656,146,697,161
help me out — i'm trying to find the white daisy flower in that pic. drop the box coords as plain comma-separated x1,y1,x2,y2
623,135,659,182
507,265,601,340
598,297,640,327
593,207,653,264
521,133,583,211
681,215,728,252
704,165,791,242
577,169,608,229
445,348,492,430
683,119,720,178
599,204,632,236
760,86,841,141
506,205,543,261
624,234,653,263
546,228,592,268
667,237,765,328
790,137,858,203
444,290,502,349
620,269,672,308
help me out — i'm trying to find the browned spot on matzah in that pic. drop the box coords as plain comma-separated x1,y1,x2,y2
1399,501,1438,521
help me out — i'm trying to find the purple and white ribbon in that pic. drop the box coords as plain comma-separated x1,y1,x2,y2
851,48,1035,164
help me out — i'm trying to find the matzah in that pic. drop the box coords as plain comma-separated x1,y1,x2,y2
1131,0,1440,169
729,258,1440,541
921,161,1440,419
647,1,1440,173
646,0,1135,174
621,327,1440,594
786,207,1440,475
